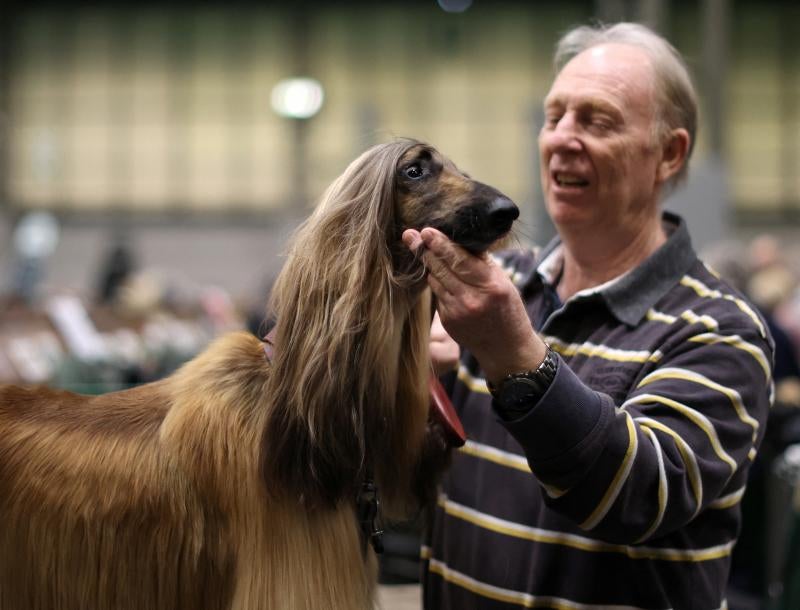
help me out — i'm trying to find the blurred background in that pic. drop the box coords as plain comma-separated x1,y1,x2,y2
0,1,799,608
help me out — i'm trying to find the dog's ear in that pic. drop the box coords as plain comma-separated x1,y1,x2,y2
260,395,362,509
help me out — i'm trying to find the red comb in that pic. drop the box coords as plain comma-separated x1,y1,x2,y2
429,376,466,447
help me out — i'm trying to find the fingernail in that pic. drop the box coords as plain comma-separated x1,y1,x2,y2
402,229,423,251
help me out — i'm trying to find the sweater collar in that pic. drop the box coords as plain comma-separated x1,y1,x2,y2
529,211,697,326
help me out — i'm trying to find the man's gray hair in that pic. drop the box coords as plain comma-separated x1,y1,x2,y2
554,22,698,189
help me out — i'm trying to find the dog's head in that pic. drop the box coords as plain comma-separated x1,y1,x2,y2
394,142,519,255
264,139,519,512
294,138,518,289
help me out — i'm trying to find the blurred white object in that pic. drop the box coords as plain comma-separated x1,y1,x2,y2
438,0,472,12
142,313,209,358
104,328,146,368
13,212,60,259
271,78,325,119
47,295,108,362
201,286,241,334
5,331,64,384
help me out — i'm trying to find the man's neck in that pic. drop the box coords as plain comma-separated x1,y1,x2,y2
556,214,667,302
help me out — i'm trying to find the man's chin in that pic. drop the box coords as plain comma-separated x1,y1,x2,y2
546,202,596,229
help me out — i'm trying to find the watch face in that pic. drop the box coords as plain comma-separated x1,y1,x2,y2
493,349,558,417
498,377,542,409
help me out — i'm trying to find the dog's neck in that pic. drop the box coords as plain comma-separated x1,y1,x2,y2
261,325,386,556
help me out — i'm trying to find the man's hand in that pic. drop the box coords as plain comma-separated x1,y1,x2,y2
403,227,546,384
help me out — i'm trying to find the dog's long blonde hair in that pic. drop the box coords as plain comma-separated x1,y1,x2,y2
262,140,432,515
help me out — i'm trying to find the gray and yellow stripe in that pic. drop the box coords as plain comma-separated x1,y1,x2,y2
423,551,673,610
542,336,663,364
637,367,760,441
433,494,735,562
646,308,719,331
680,275,766,339
633,416,704,516
623,393,738,474
458,439,567,499
580,411,638,530
636,425,669,541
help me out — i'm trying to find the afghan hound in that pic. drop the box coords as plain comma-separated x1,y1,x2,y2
0,139,518,610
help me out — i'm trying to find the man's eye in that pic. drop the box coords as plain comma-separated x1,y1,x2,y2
405,164,424,179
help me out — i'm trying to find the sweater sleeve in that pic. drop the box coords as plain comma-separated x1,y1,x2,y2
499,315,774,544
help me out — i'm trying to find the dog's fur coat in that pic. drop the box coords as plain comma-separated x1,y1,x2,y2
0,139,517,610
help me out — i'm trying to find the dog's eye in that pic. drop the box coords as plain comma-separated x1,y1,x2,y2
404,164,424,180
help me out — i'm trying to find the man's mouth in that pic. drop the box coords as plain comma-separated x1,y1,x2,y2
553,172,589,187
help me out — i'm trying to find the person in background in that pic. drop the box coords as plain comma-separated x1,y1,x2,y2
405,22,774,610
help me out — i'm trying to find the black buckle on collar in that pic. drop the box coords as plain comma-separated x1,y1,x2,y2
356,478,384,555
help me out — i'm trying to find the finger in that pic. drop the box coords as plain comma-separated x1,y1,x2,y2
426,270,452,301
416,230,472,296
420,228,495,287
419,250,456,296
402,228,424,253
419,228,462,264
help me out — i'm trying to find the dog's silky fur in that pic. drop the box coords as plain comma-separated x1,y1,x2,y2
0,139,517,610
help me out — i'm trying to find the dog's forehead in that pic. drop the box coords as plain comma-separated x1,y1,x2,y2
398,144,441,166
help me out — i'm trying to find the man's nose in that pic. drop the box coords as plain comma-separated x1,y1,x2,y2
541,114,582,153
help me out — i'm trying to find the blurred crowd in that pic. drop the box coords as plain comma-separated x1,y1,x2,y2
703,235,800,412
0,233,260,393
703,234,800,606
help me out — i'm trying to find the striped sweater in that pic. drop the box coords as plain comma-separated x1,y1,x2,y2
422,213,774,610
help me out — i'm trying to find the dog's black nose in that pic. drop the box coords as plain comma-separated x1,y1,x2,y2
486,197,519,231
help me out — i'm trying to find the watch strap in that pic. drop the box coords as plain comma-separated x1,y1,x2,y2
488,348,559,419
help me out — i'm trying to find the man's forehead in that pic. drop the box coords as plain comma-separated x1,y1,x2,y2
546,43,656,106
568,42,653,70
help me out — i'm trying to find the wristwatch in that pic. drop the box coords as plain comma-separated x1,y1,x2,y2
487,348,559,420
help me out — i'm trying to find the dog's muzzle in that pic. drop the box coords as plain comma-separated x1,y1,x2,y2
485,196,519,235
442,193,519,255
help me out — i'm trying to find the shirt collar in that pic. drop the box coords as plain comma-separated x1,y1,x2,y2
529,211,697,326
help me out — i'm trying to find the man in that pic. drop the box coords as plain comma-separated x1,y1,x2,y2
404,23,774,610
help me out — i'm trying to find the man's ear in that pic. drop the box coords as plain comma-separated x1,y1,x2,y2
657,128,690,184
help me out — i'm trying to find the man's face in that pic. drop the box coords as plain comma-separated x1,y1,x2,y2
538,43,665,234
